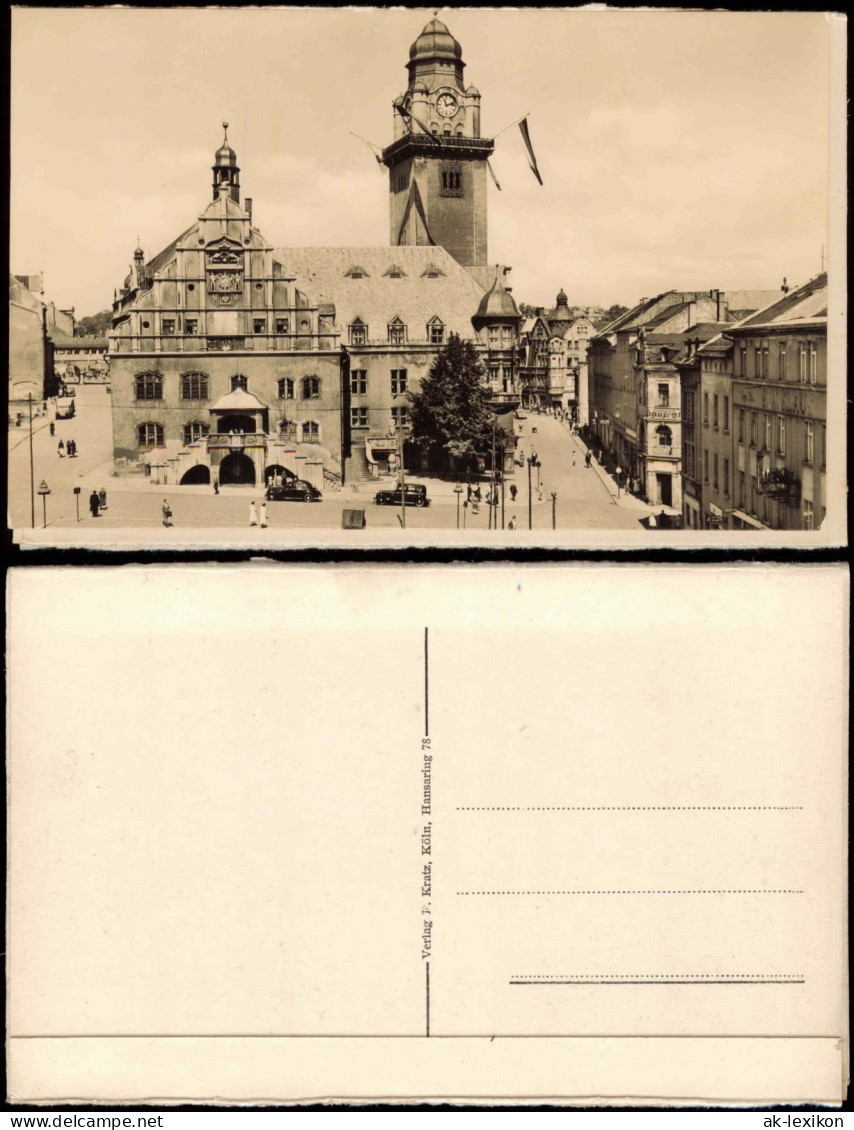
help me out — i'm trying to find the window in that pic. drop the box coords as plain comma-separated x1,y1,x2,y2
182,421,209,445
805,421,814,463
276,318,289,334
253,318,266,334
713,394,719,429
799,343,808,383
740,347,747,376
803,500,814,530
350,370,367,395
388,318,407,344
723,457,730,496
391,406,409,429
713,454,719,490
750,412,757,446
279,419,298,442
739,471,746,507
820,424,826,469
754,347,763,378
778,341,787,380
180,372,208,399
301,375,321,400
350,407,369,429
391,369,407,394
489,326,500,348
137,422,164,447
684,443,695,477
809,342,817,385
231,375,248,391
703,392,709,424
684,390,694,423
301,420,320,443
764,414,772,451
777,414,786,455
277,377,294,400
427,317,445,345
185,318,198,335
440,165,462,195
162,319,175,336
703,449,709,483
349,319,367,345
657,383,669,407
135,372,163,401
738,408,745,443
656,424,672,447
723,396,730,433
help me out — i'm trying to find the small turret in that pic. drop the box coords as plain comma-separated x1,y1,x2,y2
212,122,241,204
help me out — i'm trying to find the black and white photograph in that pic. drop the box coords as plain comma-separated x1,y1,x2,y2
7,6,846,547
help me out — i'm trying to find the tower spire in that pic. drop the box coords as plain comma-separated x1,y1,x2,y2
212,122,241,204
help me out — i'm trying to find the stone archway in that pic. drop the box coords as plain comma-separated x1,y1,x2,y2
219,451,256,485
179,464,211,486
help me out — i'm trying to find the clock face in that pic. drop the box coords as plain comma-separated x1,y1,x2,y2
436,92,458,118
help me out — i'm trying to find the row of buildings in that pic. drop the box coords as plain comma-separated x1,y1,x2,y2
585,276,828,530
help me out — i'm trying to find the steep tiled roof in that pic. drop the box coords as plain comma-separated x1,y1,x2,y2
273,246,486,340
729,273,827,333
49,332,108,349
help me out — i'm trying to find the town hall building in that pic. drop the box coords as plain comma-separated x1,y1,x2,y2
107,17,522,488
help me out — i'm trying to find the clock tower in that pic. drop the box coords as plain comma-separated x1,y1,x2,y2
382,17,494,268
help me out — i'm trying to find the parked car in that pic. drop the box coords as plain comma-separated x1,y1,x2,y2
265,479,322,502
374,483,431,508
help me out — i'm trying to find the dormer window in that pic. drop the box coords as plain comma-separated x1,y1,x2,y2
349,319,368,345
427,317,445,345
383,265,407,279
388,317,407,344
421,263,446,279
344,265,370,279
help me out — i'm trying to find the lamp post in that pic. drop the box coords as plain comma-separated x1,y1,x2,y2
397,426,406,529
28,393,35,528
454,482,463,530
37,480,51,528
73,485,81,522
551,491,557,529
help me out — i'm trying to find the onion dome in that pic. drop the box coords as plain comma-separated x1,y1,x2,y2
215,121,238,166
473,274,521,321
409,18,462,65
549,288,572,323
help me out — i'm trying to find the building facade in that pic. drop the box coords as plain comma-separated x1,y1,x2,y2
106,18,522,487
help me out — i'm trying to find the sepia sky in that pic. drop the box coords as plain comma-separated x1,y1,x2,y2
11,6,834,315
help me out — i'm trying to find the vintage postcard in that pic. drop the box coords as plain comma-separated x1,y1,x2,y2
7,564,848,1104
7,7,847,549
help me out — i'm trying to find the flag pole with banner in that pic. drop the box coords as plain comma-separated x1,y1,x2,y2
518,116,543,185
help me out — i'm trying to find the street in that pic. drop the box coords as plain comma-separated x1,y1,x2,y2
8,390,652,533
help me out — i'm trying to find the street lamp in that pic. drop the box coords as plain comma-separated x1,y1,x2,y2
454,482,463,530
551,491,557,529
526,454,540,530
28,393,35,528
37,480,51,528
73,485,81,522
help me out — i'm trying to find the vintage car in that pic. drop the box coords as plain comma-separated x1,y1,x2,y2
374,483,431,508
265,479,322,503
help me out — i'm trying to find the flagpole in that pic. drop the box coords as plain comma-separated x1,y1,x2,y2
491,112,531,142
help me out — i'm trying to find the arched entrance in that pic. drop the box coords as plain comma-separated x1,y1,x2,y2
264,463,296,486
219,451,256,485
179,464,211,485
217,414,257,434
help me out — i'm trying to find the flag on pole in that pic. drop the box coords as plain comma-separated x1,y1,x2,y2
518,117,543,185
394,100,440,141
486,159,502,191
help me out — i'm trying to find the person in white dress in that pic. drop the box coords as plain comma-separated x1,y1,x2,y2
260,501,268,528
249,501,258,526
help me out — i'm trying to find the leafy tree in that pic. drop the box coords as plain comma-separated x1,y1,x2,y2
603,303,630,323
76,309,112,337
518,302,540,319
408,333,496,469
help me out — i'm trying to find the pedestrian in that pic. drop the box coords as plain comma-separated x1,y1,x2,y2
509,483,518,502
213,477,220,495
98,488,108,511
585,450,592,468
474,485,482,502
49,422,55,437
162,499,172,527
260,501,268,528
67,439,75,458
89,490,100,517
508,515,517,530
537,485,544,502
58,440,65,457
249,500,258,527
571,451,577,467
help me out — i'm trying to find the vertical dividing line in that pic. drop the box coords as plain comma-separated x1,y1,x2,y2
426,961,431,1037
424,627,429,737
